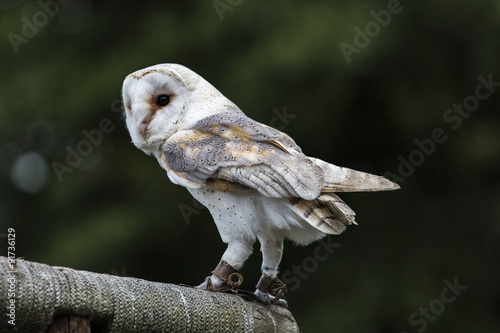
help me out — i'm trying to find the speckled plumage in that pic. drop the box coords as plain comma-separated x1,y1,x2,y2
122,63,399,297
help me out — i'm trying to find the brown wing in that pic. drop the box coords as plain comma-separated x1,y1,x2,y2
161,112,325,200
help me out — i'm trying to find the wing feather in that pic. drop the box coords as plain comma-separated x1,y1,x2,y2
160,111,399,205
160,112,323,200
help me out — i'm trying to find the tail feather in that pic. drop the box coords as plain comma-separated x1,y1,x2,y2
288,193,357,235
311,157,400,192
287,158,399,234
317,193,356,225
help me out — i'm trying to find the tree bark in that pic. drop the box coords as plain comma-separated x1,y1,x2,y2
0,257,299,333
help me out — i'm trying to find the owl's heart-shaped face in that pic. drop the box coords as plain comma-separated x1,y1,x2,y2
122,64,236,156
122,65,189,154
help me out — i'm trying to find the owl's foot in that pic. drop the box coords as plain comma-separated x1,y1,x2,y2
196,260,243,292
254,274,288,307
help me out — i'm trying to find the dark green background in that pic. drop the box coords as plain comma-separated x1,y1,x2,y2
1,0,499,332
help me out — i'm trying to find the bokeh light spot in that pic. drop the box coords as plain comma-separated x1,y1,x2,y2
11,151,50,194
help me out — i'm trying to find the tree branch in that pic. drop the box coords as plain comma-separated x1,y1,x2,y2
0,257,299,333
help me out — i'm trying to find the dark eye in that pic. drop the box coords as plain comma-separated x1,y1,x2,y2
157,94,170,106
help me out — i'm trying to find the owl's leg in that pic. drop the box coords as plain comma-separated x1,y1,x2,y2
197,240,253,292
254,236,288,306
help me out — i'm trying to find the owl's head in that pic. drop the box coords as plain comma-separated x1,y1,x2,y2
122,63,234,155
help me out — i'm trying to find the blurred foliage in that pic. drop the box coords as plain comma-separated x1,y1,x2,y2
1,0,500,332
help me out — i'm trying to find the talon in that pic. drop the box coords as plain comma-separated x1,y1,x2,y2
199,260,243,292
196,275,230,292
255,274,288,307
194,276,209,290
254,289,271,304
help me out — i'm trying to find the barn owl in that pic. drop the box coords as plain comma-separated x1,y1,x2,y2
122,64,399,305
